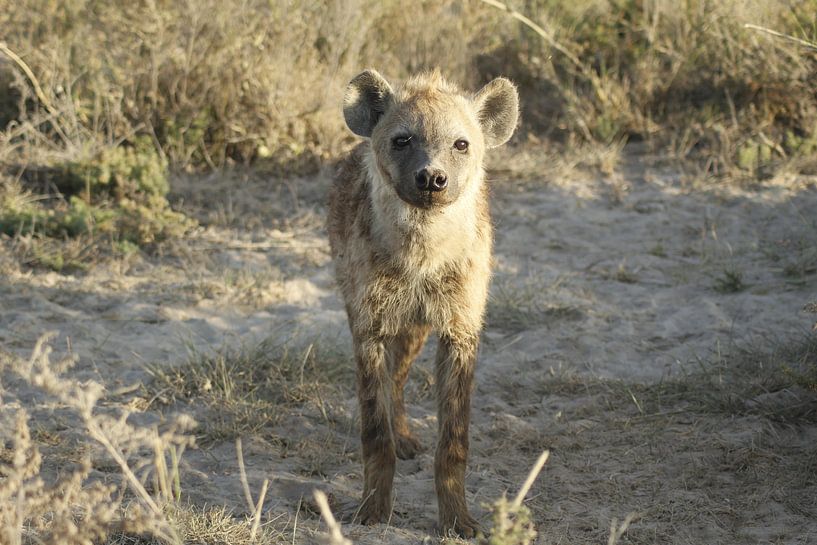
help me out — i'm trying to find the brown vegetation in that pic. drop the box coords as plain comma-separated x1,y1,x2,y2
1,0,815,269
2,0,816,269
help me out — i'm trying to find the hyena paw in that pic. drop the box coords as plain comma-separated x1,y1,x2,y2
355,494,391,525
440,510,481,539
394,432,423,460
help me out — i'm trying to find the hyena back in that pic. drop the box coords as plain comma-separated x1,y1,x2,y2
327,69,518,537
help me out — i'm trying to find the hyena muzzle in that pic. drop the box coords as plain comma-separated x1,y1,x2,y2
327,68,518,537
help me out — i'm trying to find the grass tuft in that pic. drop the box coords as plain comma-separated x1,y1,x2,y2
144,338,352,445
713,267,747,293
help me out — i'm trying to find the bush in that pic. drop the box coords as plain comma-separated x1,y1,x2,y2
495,0,817,176
1,0,816,182
59,136,169,201
0,137,193,250
0,0,505,170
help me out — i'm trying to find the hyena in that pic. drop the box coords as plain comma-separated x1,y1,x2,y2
327,69,518,537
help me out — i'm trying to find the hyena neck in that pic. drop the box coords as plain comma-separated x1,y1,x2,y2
363,150,486,271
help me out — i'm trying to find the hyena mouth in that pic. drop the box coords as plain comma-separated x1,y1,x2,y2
393,184,440,210
411,191,449,210
417,190,437,208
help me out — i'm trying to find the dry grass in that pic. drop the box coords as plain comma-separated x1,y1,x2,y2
487,276,583,333
499,334,817,422
104,505,287,545
2,328,815,543
0,334,190,544
0,0,500,170
144,338,353,446
1,0,815,175
1,0,815,272
0,335,330,545
489,336,817,543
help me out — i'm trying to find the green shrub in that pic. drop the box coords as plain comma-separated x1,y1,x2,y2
0,137,193,250
0,193,107,239
737,139,775,174
0,193,190,246
59,136,169,202
115,194,192,245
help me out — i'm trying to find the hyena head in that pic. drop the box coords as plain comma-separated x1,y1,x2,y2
343,69,518,210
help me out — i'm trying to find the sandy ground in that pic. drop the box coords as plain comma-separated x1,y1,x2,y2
1,149,816,544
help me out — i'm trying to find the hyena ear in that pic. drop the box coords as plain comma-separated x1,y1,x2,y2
474,77,519,148
343,69,394,138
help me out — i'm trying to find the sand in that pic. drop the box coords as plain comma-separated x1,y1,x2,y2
1,150,815,543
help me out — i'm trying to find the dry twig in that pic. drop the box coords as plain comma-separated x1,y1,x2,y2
744,24,817,52
0,41,56,116
313,490,353,545
512,450,550,509
474,0,584,71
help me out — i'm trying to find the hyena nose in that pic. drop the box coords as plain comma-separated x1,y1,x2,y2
415,168,448,192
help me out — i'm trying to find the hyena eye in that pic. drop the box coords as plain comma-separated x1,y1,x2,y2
392,135,412,149
454,139,469,152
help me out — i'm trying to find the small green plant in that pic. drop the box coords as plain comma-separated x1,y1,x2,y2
784,128,817,157
713,268,747,293
614,263,638,284
59,136,169,201
481,494,537,545
783,363,817,392
736,138,775,174
479,451,548,545
648,242,667,258
0,138,194,262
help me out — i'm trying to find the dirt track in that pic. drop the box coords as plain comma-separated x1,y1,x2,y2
1,152,816,544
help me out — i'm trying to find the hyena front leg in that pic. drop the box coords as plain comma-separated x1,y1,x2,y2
387,324,431,460
354,335,396,524
434,332,480,538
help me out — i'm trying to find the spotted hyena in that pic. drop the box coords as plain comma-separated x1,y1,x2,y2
327,69,518,537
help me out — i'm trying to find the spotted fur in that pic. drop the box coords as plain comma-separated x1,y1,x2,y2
328,69,518,537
